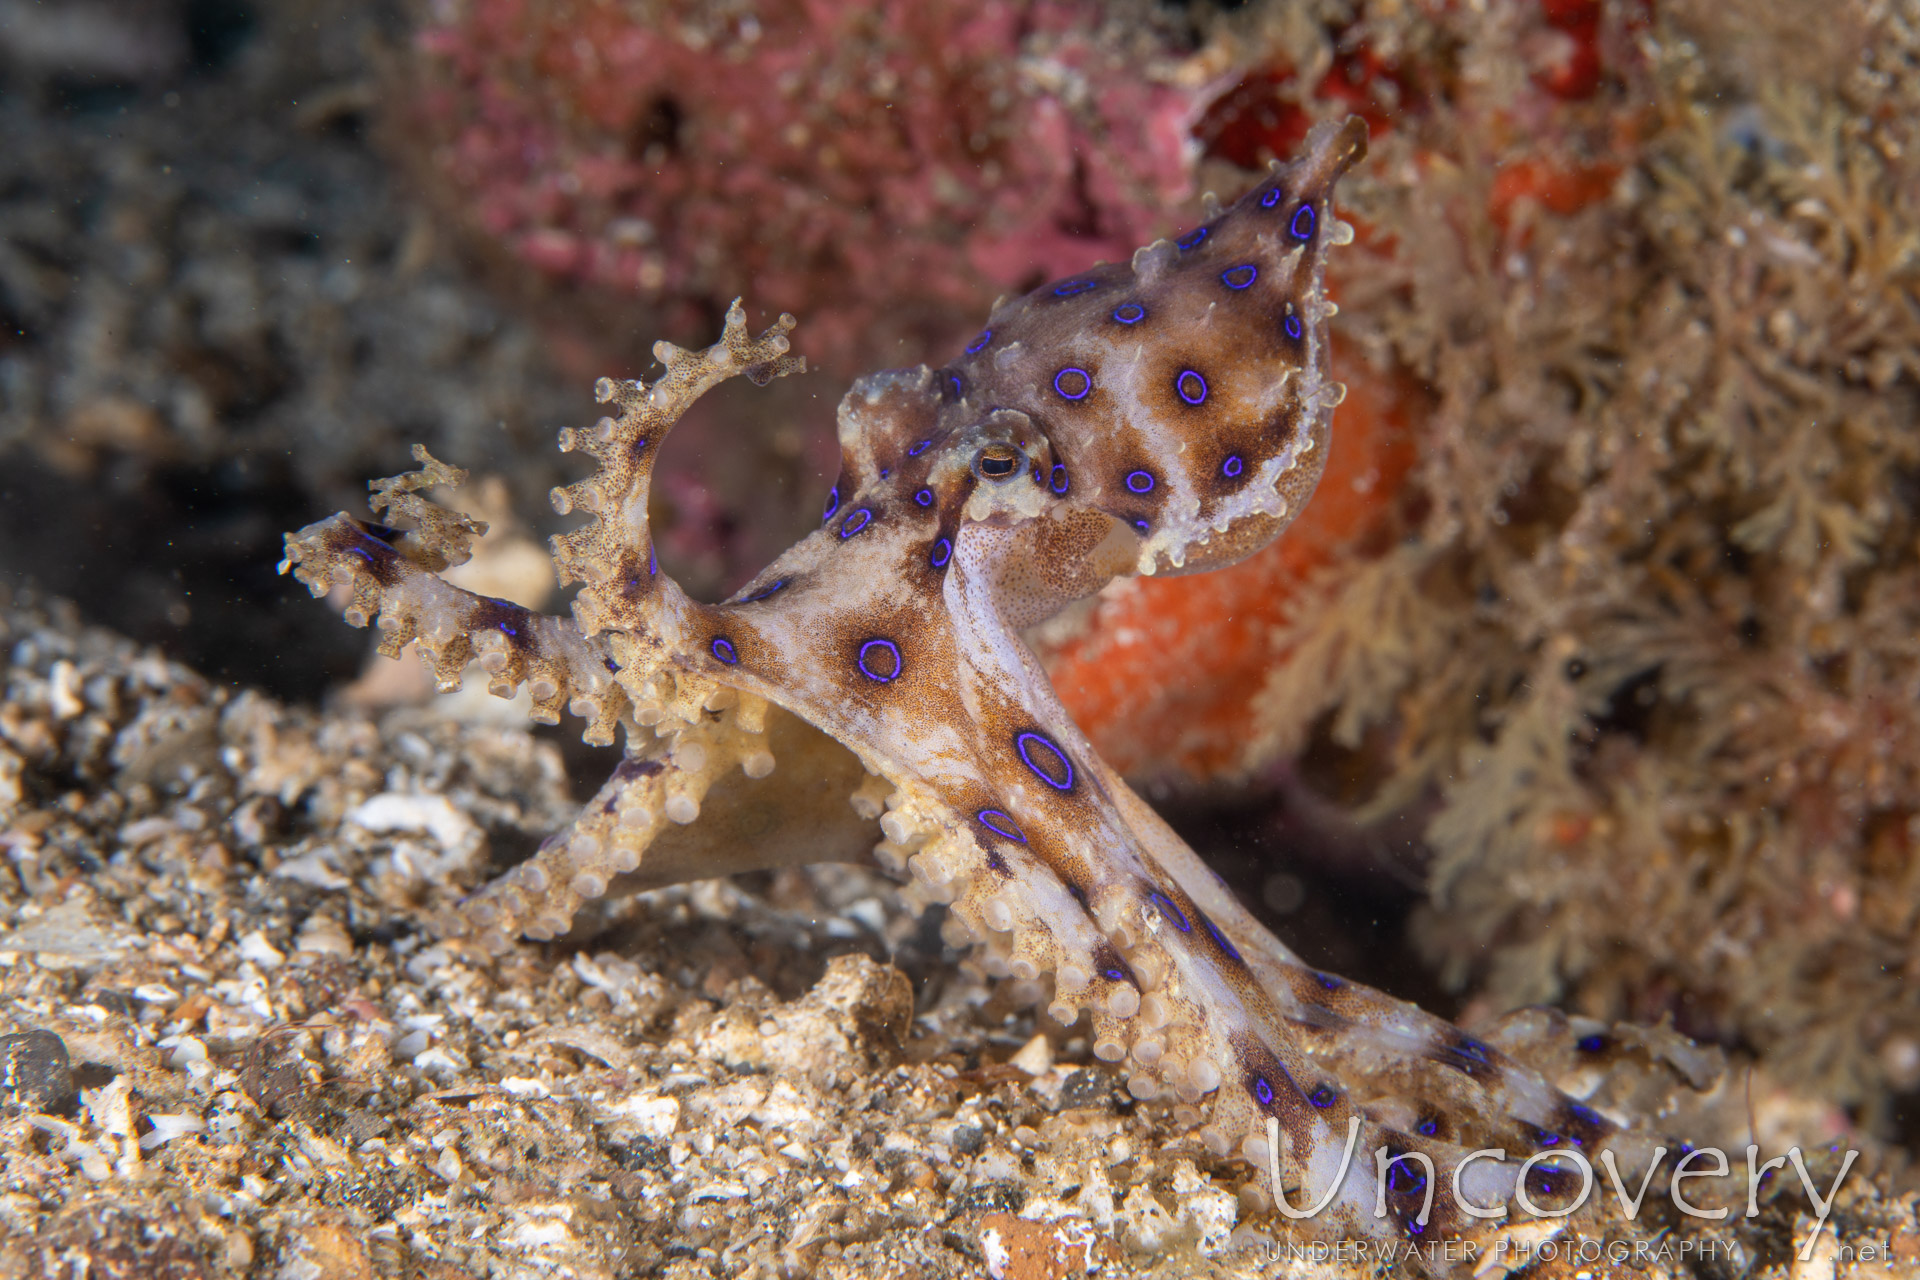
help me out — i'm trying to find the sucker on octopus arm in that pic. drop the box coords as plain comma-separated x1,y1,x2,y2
281,116,1679,1242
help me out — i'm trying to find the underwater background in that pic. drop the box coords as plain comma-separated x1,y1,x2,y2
0,0,1916,1272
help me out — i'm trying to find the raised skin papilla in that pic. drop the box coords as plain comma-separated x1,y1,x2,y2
281,118,1644,1241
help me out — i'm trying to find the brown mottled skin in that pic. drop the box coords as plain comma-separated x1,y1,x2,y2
283,119,1650,1240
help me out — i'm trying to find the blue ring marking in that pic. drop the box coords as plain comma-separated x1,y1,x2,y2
711,637,738,665
931,537,952,568
1112,302,1145,324
1290,205,1316,240
1526,1165,1573,1204
649,545,658,576
914,487,933,507
1261,185,1284,209
1223,455,1244,479
977,809,1026,843
1148,890,1190,933
1575,1034,1606,1053
966,329,992,354
1203,915,1242,962
1252,1076,1275,1106
948,374,962,397
1049,464,1068,495
1417,1117,1440,1137
857,638,903,683
1125,470,1155,494
1284,314,1303,341
879,468,890,480
1102,966,1128,982
1014,731,1074,790
1133,519,1150,533
1176,370,1207,405
822,485,840,522
1308,1084,1338,1109
1455,1036,1492,1064
1565,1103,1604,1138
741,578,785,602
1222,264,1258,289
839,508,872,538
1315,971,1343,991
908,438,931,456
1177,226,1209,250
1053,367,1092,401
1389,1157,1427,1195
1053,279,1097,297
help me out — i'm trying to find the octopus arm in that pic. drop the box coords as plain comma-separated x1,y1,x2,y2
280,501,628,743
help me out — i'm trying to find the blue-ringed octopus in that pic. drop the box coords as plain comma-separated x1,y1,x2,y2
283,118,1655,1242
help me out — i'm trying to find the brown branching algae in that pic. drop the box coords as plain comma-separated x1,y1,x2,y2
1223,0,1920,1126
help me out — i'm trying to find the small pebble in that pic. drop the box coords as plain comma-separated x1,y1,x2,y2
0,1029,76,1114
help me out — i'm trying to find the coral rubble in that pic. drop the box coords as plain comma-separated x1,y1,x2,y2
0,586,1907,1272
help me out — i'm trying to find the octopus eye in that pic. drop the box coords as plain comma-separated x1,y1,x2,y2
975,446,1023,480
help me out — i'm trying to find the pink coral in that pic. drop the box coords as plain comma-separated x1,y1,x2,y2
404,0,1219,370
